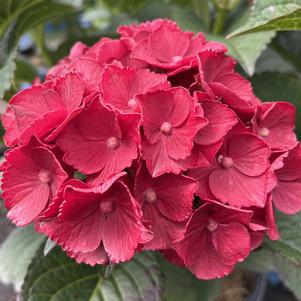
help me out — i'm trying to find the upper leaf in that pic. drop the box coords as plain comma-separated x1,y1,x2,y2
0,0,75,52
228,0,301,37
22,247,163,301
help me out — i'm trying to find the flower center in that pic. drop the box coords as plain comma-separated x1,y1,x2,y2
38,170,53,184
160,122,172,135
106,136,120,150
258,127,270,137
172,55,183,63
143,188,157,203
218,155,233,169
128,98,138,110
207,218,218,232
100,200,114,213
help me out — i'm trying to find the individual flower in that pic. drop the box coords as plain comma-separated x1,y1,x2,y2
39,177,149,264
183,97,238,168
271,144,301,214
139,87,207,177
174,202,252,279
57,96,140,184
132,22,206,70
134,163,197,249
189,132,270,208
252,102,297,152
101,64,169,113
2,138,68,226
197,49,260,119
3,72,86,147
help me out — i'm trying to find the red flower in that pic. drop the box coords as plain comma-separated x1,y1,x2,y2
189,132,270,207
252,102,297,152
3,72,86,147
132,22,206,70
101,64,169,113
57,96,140,184
139,87,207,176
197,49,260,119
174,202,252,279
134,163,197,249
2,138,68,226
183,98,238,169
39,177,149,264
118,19,180,43
272,144,301,214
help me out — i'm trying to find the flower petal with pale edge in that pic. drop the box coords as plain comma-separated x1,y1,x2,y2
67,244,108,266
57,99,139,181
227,134,270,177
212,222,250,265
103,182,146,263
174,206,233,280
135,163,196,221
209,168,267,207
194,101,237,146
253,102,297,151
272,182,301,214
2,141,68,226
40,212,104,253
142,205,185,250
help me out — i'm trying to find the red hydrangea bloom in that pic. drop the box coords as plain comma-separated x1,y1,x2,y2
134,163,197,249
271,144,301,214
2,18,301,279
197,49,260,119
39,177,149,264
189,132,270,207
2,138,68,226
57,96,140,184
3,72,86,147
174,202,252,279
101,64,169,113
132,22,206,70
139,87,207,176
252,102,297,152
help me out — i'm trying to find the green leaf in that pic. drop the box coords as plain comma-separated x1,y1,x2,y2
15,58,38,82
265,211,301,266
0,47,17,99
191,0,210,30
251,72,301,137
0,0,75,52
208,31,275,75
22,247,163,301
228,0,301,37
242,249,301,300
159,256,221,301
0,226,45,291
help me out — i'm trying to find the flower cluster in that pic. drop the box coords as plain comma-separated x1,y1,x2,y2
2,19,301,280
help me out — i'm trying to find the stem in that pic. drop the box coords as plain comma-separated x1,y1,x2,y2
213,8,228,35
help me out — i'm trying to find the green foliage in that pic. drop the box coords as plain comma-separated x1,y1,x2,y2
0,0,75,52
0,226,45,291
228,0,301,37
213,0,240,10
241,211,301,300
0,47,17,99
22,246,163,301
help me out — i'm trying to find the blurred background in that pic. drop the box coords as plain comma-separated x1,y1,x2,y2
0,0,301,300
